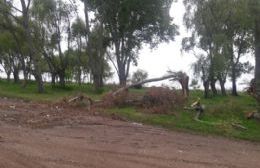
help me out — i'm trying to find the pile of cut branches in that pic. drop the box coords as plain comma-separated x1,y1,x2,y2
141,87,185,114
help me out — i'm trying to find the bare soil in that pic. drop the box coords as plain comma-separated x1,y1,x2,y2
0,98,259,168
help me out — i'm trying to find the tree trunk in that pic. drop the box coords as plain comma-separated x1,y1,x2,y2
13,68,19,84
113,74,187,97
119,73,127,86
83,1,90,35
255,17,260,111
22,70,29,88
20,57,28,88
51,73,56,87
203,81,210,98
33,73,44,93
77,68,82,85
6,71,11,83
118,63,127,86
59,70,66,88
179,75,189,98
210,80,218,95
93,74,103,91
230,48,238,96
219,79,227,96
20,0,44,93
231,72,238,96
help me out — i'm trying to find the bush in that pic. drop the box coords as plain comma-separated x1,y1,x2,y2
142,87,186,114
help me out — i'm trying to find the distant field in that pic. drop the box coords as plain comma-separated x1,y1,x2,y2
0,79,259,141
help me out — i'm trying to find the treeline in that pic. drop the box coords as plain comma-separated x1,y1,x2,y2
0,0,177,92
182,0,259,98
0,0,259,99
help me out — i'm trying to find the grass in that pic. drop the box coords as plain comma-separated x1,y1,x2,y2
0,80,260,141
0,80,108,102
107,91,260,141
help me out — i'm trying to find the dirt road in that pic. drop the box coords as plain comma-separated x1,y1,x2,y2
0,98,259,168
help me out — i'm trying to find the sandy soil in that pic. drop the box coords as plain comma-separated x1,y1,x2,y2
0,98,259,168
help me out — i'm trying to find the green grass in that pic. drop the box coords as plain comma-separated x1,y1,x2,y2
0,80,108,102
107,90,260,141
0,80,259,141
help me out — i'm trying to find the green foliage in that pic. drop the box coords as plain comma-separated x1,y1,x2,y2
131,69,148,88
183,0,255,96
72,17,86,38
87,0,178,84
190,79,199,90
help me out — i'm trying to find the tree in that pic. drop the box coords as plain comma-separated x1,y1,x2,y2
190,79,200,90
19,0,45,92
0,30,13,82
168,70,190,97
214,52,229,96
192,55,211,98
88,23,111,90
85,0,178,86
71,17,87,85
131,69,148,89
0,32,22,83
183,0,253,96
0,0,45,92
31,0,77,87
249,0,260,110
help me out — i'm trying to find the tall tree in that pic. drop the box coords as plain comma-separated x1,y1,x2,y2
19,0,45,92
250,0,260,110
31,0,76,87
192,55,211,98
71,17,87,85
84,0,178,86
0,0,32,87
183,0,253,96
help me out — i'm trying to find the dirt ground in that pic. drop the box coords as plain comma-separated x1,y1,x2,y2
0,98,259,168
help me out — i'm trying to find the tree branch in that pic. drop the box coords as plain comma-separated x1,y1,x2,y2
112,74,177,96
106,51,119,74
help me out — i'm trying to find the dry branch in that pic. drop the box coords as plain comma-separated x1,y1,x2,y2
231,123,247,130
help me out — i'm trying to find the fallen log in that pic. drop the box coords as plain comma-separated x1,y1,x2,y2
65,94,94,111
68,96,83,103
112,74,178,97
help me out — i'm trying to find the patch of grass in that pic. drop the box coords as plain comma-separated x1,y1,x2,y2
0,80,108,102
107,90,260,142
